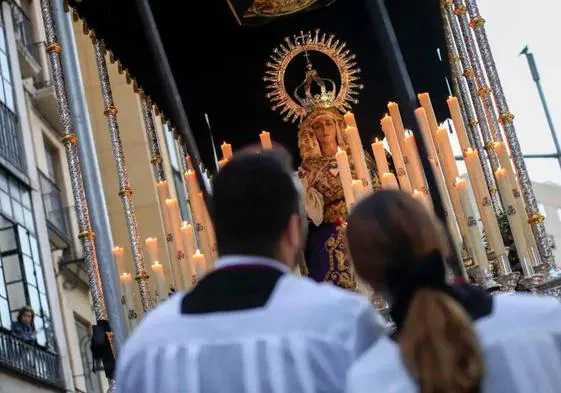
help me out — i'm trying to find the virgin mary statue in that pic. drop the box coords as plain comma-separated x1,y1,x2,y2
265,31,386,290
297,103,380,289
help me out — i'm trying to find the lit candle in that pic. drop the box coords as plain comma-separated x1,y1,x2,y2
112,246,125,275
447,96,470,152
454,178,489,271
221,142,233,160
381,172,400,190
184,170,214,267
463,149,506,259
151,262,168,302
180,222,196,288
371,138,390,176
417,93,439,140
119,272,134,311
259,131,273,150
495,168,532,276
345,126,372,191
403,131,427,193
352,179,366,202
381,114,412,192
192,249,207,279
165,198,186,290
144,237,159,265
335,147,356,209
343,111,357,128
494,142,536,250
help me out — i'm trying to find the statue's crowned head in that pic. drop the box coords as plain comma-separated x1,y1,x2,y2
264,30,363,130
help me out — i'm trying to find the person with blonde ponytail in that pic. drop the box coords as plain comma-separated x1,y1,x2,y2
345,190,561,393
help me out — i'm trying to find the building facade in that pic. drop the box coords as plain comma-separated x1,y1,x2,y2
0,1,109,392
1,1,187,391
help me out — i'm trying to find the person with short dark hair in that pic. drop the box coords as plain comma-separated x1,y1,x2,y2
115,148,386,393
345,190,561,393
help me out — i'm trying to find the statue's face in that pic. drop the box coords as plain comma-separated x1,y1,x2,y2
311,114,337,147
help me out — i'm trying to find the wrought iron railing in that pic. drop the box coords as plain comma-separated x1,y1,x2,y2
0,100,24,171
11,3,41,65
0,328,62,387
39,171,70,241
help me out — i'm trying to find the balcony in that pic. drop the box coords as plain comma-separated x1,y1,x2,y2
31,42,61,132
0,100,25,173
12,3,41,79
59,246,89,291
39,171,71,248
0,327,63,388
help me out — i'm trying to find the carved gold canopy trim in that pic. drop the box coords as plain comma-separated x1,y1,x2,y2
226,0,337,25
246,0,318,17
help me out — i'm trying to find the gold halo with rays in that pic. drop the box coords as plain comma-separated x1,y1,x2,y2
264,29,363,123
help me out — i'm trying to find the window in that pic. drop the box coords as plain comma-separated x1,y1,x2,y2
0,10,15,112
44,139,60,184
76,318,103,393
0,170,52,347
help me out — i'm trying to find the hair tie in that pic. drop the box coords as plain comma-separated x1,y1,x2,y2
387,250,450,330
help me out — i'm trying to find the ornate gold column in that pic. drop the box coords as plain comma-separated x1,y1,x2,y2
39,0,107,324
92,39,154,311
462,0,558,274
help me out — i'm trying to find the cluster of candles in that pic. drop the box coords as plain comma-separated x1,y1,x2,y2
214,92,539,279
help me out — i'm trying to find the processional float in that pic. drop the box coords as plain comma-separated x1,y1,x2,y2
39,0,561,388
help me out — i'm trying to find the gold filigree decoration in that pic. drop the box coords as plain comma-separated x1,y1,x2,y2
246,0,318,17
264,29,363,123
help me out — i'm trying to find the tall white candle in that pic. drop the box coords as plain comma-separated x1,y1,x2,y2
184,170,214,267
495,168,532,276
344,111,357,128
151,262,168,302
414,107,438,161
371,138,390,176
112,246,125,275
417,92,439,141
447,96,470,152
381,114,412,192
413,189,432,212
179,222,196,288
381,172,400,190
454,178,489,271
192,250,207,279
387,102,407,152
119,273,134,312
435,127,460,181
345,126,372,191
494,141,536,250
335,147,356,209
352,180,366,202
463,149,506,258
221,142,233,160
144,237,159,265
165,198,186,290
259,131,273,150
403,131,427,193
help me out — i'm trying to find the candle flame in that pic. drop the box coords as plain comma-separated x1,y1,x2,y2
337,146,343,153
466,147,474,154
165,198,177,205
195,249,202,256
374,137,380,143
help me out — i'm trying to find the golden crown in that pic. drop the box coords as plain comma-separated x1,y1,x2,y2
264,29,363,123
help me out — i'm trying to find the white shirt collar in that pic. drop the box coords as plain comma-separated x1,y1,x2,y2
215,255,292,275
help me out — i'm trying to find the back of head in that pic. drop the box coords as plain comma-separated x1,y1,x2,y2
347,190,483,393
211,146,301,260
